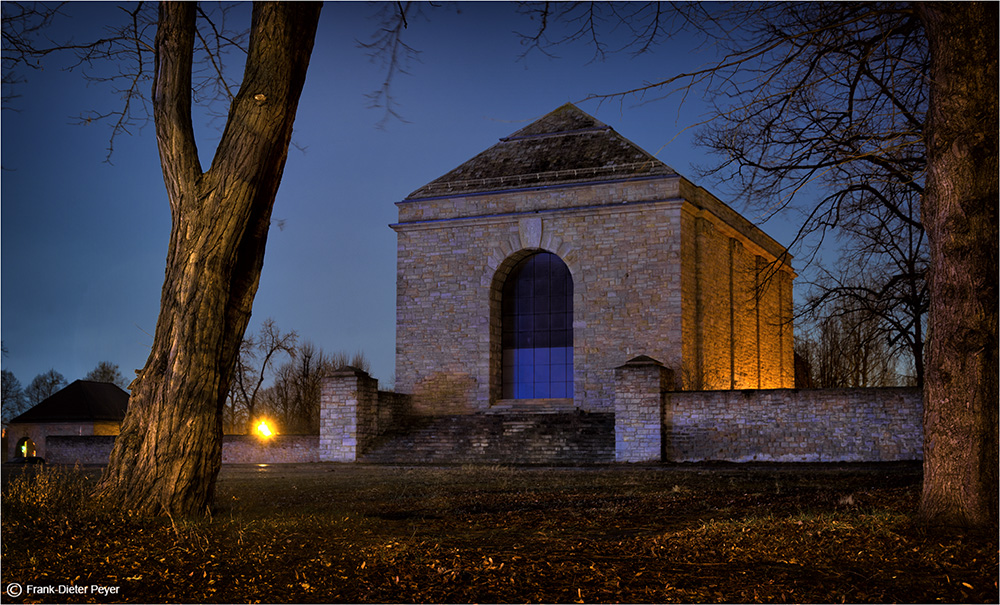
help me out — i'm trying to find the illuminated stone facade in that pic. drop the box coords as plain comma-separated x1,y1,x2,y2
392,104,795,415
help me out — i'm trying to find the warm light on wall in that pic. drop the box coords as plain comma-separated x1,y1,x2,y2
256,420,274,439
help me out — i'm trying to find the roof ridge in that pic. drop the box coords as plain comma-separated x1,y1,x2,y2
499,125,612,142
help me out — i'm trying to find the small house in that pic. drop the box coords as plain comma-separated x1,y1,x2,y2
5,380,128,461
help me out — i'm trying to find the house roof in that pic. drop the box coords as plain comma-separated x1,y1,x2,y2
9,380,129,424
406,103,677,199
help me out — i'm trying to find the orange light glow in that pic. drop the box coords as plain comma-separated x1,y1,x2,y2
256,420,274,438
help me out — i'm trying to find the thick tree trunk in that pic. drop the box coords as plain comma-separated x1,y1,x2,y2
915,2,998,529
98,2,321,517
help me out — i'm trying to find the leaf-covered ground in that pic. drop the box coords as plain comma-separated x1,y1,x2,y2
2,462,996,603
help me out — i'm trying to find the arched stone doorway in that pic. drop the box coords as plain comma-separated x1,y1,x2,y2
15,437,36,458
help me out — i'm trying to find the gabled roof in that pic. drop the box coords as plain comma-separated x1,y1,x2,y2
406,103,677,199
9,380,129,424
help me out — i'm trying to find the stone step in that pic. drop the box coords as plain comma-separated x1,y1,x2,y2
359,412,614,465
484,398,578,414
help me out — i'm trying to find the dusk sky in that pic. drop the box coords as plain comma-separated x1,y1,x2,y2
2,2,801,391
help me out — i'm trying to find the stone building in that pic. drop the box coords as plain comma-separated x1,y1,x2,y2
392,103,795,416
5,380,128,461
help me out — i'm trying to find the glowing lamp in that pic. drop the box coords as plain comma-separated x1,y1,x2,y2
256,420,274,439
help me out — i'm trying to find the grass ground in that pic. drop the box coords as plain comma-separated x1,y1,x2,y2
1,462,996,603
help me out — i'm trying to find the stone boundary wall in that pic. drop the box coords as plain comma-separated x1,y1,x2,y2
663,387,922,462
320,368,411,462
45,435,117,465
44,435,322,465
221,435,319,464
40,383,923,466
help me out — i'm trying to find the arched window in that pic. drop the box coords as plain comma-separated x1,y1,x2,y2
501,252,573,399
15,437,36,458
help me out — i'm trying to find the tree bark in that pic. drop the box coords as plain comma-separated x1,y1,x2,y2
915,2,998,529
98,2,321,517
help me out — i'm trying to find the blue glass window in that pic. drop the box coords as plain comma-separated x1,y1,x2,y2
501,252,573,399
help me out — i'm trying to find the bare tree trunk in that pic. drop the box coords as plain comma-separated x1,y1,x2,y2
98,2,321,517
916,2,998,529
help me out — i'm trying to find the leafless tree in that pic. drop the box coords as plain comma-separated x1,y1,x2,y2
260,344,369,435
802,190,927,385
914,2,997,529
23,368,67,405
225,318,297,434
1,370,29,427
684,2,928,387
98,3,320,517
797,302,905,389
3,2,248,159
84,361,130,390
356,1,425,128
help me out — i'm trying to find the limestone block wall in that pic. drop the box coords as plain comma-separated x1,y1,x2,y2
394,178,687,414
45,435,117,465
44,435,323,465
34,388,922,466
45,435,319,464
221,435,319,464
320,368,410,462
680,197,795,391
663,387,922,462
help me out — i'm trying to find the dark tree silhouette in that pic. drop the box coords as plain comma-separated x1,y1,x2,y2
1,369,29,426
796,301,906,388
24,369,67,405
84,361,130,390
261,344,369,434
802,192,927,387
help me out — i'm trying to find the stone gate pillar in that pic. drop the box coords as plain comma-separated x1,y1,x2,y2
319,366,378,462
614,355,672,462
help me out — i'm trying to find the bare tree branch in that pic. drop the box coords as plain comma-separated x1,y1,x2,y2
357,1,424,128
3,2,250,161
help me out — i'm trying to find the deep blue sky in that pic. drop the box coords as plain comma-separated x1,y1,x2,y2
2,1,799,390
